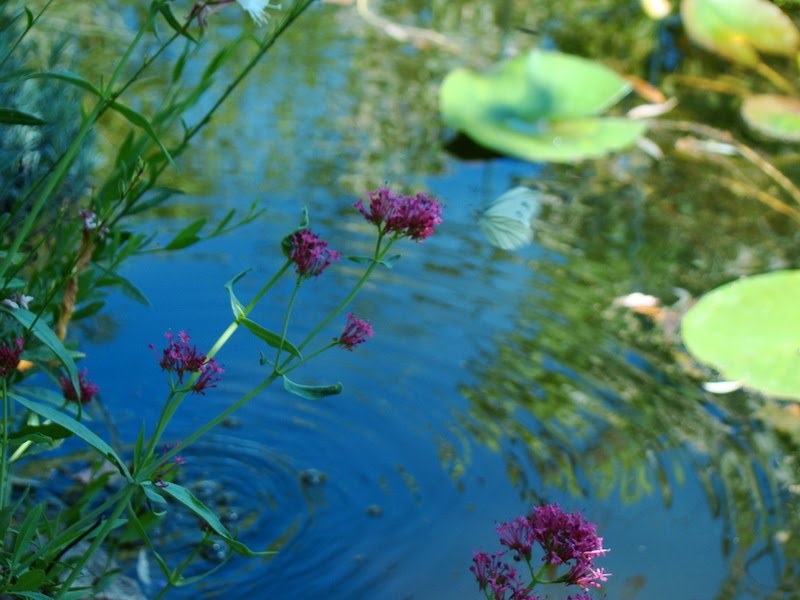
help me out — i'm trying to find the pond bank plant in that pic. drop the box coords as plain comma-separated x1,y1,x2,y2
0,0,443,596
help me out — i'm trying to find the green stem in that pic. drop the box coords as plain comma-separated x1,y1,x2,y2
280,342,337,376
206,261,292,360
273,277,302,368
139,260,292,475
291,233,393,358
140,390,177,471
0,379,8,509
141,372,279,478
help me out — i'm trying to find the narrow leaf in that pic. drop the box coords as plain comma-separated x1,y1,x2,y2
109,100,173,164
12,503,44,563
25,71,103,99
224,270,250,320
0,307,78,395
159,482,275,557
0,109,45,126
158,2,197,42
96,270,150,305
282,376,342,400
10,395,132,481
164,218,206,250
239,318,301,358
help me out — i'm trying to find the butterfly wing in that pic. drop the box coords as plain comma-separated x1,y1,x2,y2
479,187,541,250
479,214,533,250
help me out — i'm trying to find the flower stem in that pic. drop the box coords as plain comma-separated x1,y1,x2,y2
206,260,291,360
290,234,393,358
140,372,279,479
0,379,8,508
273,277,302,369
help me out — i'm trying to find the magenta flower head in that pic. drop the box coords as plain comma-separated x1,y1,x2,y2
470,552,538,600
355,188,443,241
285,229,341,277
60,368,100,404
151,331,223,394
0,338,23,378
337,313,373,350
528,503,610,589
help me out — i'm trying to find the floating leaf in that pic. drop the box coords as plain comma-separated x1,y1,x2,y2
451,117,646,163
681,270,800,399
0,109,45,126
681,0,800,66
741,94,800,141
440,50,643,163
283,376,343,400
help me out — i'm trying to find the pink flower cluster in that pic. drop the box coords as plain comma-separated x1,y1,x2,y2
354,188,443,241
151,331,223,394
287,229,341,277
338,313,373,350
0,338,23,379
471,504,609,600
59,368,100,405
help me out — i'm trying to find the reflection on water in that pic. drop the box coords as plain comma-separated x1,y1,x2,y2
38,0,800,598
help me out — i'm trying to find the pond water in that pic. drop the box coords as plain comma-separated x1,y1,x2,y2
56,2,800,599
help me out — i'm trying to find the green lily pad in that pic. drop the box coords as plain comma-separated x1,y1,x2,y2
681,0,800,66
456,117,646,163
440,49,642,163
741,94,800,141
681,270,800,399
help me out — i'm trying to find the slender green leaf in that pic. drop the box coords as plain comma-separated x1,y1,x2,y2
109,100,173,164
159,483,275,557
10,395,132,481
10,423,72,446
71,300,106,321
224,270,250,320
25,71,104,99
96,270,150,305
0,307,78,394
239,318,301,358
164,218,206,250
133,423,146,473
381,254,402,268
283,376,342,400
12,503,44,562
23,6,33,29
141,482,168,516
157,2,197,43
0,489,28,538
0,109,45,126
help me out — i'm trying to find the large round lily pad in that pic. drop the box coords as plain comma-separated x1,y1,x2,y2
681,270,800,399
439,49,644,163
681,0,800,66
741,94,800,142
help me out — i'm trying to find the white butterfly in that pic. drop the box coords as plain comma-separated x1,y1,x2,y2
478,186,542,250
